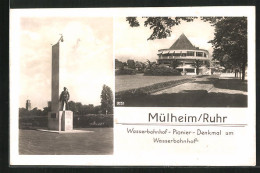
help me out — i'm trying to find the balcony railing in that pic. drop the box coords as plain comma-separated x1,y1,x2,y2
158,56,209,60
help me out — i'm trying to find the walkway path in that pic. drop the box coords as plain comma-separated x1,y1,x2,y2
152,75,217,95
209,74,247,95
152,74,247,96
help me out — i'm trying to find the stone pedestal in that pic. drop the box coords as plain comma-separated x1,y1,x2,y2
48,111,73,131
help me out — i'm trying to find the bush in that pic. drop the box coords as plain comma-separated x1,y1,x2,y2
144,66,181,76
74,114,113,128
19,114,113,129
115,68,136,75
19,116,48,129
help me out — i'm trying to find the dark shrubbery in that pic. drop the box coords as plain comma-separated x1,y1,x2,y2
144,66,181,76
19,114,113,129
74,114,113,128
115,68,136,75
19,116,48,129
115,78,194,100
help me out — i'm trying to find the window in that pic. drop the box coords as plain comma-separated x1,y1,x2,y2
173,53,181,56
186,69,195,73
162,55,167,59
196,52,203,57
187,51,194,56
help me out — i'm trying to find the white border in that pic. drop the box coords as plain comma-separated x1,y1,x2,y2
10,6,256,166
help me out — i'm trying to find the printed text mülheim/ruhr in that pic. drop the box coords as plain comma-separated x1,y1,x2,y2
148,113,227,123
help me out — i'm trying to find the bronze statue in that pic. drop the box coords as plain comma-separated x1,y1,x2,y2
60,87,70,111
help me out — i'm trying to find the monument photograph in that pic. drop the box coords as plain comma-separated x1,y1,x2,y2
15,17,114,155
115,17,248,107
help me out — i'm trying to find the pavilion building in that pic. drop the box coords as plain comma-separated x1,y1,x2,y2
157,33,211,75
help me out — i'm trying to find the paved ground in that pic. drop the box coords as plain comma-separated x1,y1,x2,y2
19,128,113,155
152,75,218,95
210,73,247,95
121,73,247,107
153,74,247,96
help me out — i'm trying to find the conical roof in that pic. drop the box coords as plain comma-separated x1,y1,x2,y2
169,33,196,50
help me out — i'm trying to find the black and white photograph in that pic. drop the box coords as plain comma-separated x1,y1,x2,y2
115,17,248,107
13,16,114,155
9,6,255,166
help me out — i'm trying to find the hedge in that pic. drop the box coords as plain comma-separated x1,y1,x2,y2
115,68,136,75
74,114,113,128
115,78,195,100
19,116,48,129
144,66,181,76
19,114,113,129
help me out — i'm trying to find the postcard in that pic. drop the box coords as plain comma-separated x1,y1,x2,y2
10,7,255,166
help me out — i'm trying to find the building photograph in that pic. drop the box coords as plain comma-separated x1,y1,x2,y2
157,33,210,75
115,16,248,107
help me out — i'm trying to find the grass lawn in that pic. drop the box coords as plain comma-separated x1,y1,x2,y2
213,78,247,92
19,128,113,155
116,74,192,92
118,76,247,107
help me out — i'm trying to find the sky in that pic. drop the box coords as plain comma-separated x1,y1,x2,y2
19,17,113,109
115,18,215,62
18,17,215,109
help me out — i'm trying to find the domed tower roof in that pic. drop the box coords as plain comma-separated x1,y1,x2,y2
169,33,196,50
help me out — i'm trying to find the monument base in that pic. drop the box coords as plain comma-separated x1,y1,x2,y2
48,111,73,131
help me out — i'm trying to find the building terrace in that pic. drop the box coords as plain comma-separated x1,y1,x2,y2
157,33,211,75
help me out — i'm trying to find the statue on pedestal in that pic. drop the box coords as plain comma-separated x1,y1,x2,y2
60,87,70,111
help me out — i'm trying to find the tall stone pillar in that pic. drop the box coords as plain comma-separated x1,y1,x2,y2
51,42,60,112
48,36,73,131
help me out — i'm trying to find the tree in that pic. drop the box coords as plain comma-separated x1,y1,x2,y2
205,61,210,68
67,101,83,114
19,108,30,116
170,59,181,69
204,17,247,80
68,101,76,113
75,102,83,114
127,59,136,69
115,59,123,69
193,60,203,75
135,61,146,72
68,101,102,115
30,107,42,116
100,85,113,114
146,59,156,69
42,106,51,116
122,62,127,69
126,17,197,40
94,105,102,114
126,17,247,80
